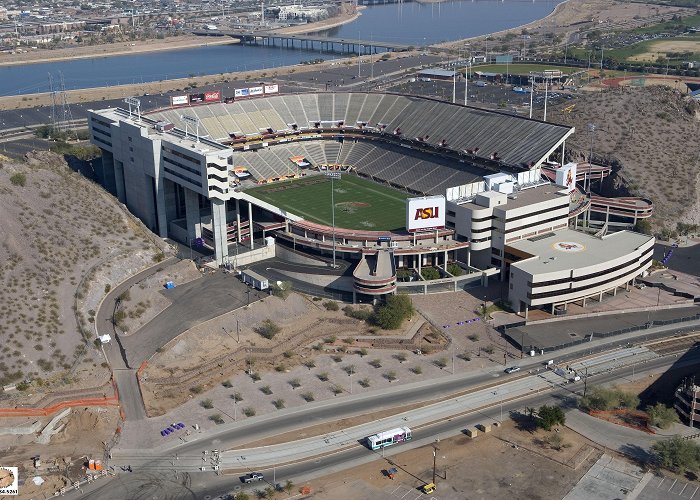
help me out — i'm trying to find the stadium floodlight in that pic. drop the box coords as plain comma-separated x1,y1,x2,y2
123,97,141,121
181,115,201,142
325,172,341,268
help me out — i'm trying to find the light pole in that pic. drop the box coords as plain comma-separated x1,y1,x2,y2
587,123,596,198
326,172,341,268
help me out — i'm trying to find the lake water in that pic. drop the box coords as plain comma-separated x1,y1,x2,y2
0,0,563,96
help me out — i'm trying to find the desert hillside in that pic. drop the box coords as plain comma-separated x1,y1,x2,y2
548,86,699,228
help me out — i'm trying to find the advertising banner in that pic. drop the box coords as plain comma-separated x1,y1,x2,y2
170,95,188,106
406,195,446,232
249,86,264,96
264,84,279,94
234,88,249,97
555,162,577,193
204,90,221,102
189,93,204,104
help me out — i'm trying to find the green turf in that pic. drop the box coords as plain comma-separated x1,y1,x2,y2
246,174,410,231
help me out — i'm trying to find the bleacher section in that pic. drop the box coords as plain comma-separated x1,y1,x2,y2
233,139,483,195
149,93,572,168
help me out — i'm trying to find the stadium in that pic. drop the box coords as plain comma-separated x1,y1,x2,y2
88,90,654,316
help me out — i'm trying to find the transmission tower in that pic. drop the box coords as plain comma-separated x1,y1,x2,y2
48,73,58,133
58,72,75,138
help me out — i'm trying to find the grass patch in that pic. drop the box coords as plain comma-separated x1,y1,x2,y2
246,174,409,231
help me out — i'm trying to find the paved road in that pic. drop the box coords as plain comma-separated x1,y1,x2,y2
73,348,700,500
117,272,266,368
654,242,700,278
96,257,265,420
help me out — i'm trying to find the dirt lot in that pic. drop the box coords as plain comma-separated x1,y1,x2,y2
547,85,700,229
0,151,164,399
0,407,120,499
629,39,700,62
140,293,446,416
305,420,602,500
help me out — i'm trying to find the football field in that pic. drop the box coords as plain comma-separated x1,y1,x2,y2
246,174,409,231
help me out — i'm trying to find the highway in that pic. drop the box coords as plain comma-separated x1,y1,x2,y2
70,343,700,499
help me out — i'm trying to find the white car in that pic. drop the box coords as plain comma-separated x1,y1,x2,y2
504,366,521,374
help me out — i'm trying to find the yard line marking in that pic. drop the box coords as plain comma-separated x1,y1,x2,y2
669,479,678,492
690,486,699,499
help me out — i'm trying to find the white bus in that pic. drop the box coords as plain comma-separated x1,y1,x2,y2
367,427,412,450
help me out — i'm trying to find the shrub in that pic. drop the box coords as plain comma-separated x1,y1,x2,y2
255,319,281,339
222,380,233,388
250,372,261,382
231,392,243,402
10,173,26,187
209,414,224,424
303,360,316,369
409,366,422,375
483,346,495,355
467,334,480,342
420,267,441,280
579,386,640,411
272,399,285,409
201,399,214,409
369,359,382,368
434,358,448,369
343,306,372,321
300,392,315,402
275,364,286,372
323,301,339,311
342,364,355,375
104,284,111,293
16,381,30,391
330,385,343,395
270,281,292,299
331,355,343,363
260,385,272,395
242,407,256,417
358,348,368,357
384,371,397,382
317,372,329,382
190,385,203,394
646,403,679,429
288,378,301,389
152,252,165,263
447,263,464,276
358,378,370,388
283,350,293,359
394,353,408,363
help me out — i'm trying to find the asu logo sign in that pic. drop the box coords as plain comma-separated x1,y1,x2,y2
414,206,440,220
407,196,446,232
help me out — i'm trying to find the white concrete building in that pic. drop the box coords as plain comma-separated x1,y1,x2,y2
506,229,654,318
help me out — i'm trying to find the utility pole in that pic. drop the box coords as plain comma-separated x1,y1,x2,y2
432,441,440,485
583,367,588,397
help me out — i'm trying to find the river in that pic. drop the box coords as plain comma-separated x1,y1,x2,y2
0,0,563,96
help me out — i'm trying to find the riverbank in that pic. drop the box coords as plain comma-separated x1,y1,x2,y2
0,35,238,68
0,6,364,68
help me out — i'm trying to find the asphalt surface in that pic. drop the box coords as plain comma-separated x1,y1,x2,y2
96,257,265,420
73,347,700,500
654,242,700,278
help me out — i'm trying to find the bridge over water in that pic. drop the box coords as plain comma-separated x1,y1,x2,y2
192,30,412,54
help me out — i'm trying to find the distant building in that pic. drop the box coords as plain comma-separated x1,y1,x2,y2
417,68,456,81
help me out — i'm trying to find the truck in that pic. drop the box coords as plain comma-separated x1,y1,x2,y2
241,270,269,291
243,472,264,483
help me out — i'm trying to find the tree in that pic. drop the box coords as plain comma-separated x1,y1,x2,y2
374,294,414,330
647,403,679,429
634,219,653,235
652,436,700,474
536,405,566,431
447,263,463,276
